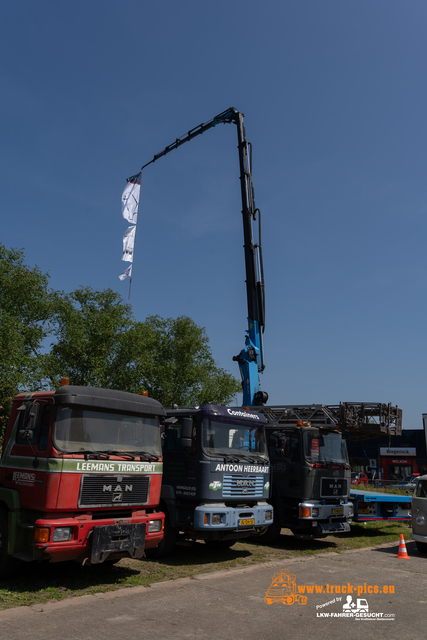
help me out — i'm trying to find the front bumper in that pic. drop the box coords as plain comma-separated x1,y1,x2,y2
299,500,353,521
411,532,427,543
193,502,273,532
29,513,164,564
296,500,352,535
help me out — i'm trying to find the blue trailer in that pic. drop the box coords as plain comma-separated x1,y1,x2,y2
350,489,411,522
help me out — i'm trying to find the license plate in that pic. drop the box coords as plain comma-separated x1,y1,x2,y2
239,518,255,526
358,508,370,514
332,508,343,514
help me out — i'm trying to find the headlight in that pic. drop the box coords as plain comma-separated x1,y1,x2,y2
348,504,354,517
148,519,162,533
311,508,319,518
52,527,73,542
265,510,273,521
416,515,425,526
211,514,223,525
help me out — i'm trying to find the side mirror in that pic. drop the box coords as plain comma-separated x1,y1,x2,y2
17,402,40,440
18,428,34,441
181,417,193,449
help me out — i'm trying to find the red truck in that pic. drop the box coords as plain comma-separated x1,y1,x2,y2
0,380,165,577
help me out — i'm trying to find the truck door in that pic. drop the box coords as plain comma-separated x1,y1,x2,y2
163,419,197,503
268,429,302,500
4,402,53,509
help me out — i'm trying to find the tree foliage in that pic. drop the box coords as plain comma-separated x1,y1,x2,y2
45,287,135,389
45,289,240,407
119,315,241,407
0,244,54,433
1,246,241,443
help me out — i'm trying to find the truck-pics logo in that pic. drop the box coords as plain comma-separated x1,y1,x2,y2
264,570,307,606
265,570,396,621
209,480,222,491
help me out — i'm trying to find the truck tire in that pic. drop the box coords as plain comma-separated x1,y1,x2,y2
145,511,177,559
416,541,427,554
0,510,20,579
290,528,316,538
255,515,281,545
204,539,236,549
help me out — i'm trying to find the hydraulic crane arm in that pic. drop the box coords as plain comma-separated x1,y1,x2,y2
140,107,238,170
139,107,267,406
232,112,267,406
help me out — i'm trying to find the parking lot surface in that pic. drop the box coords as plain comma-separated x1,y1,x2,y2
0,539,426,640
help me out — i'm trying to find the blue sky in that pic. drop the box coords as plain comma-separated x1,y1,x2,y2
2,1,426,428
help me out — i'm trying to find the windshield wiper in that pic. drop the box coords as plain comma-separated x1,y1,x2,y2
318,459,348,468
135,451,159,461
104,450,160,462
104,450,135,460
235,454,258,463
217,453,241,463
64,449,111,460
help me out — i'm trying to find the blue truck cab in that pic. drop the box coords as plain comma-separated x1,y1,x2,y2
147,405,273,557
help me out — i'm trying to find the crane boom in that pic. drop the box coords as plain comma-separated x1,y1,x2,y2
139,107,267,406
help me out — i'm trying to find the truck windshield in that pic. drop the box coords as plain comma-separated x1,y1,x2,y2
415,480,427,498
53,405,161,456
201,418,268,459
303,431,349,466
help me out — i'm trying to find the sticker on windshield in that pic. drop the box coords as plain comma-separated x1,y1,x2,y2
311,438,319,458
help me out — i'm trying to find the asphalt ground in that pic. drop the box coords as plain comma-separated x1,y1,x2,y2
0,538,425,640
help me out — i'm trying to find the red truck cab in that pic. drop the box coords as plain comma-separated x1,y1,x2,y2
0,383,165,577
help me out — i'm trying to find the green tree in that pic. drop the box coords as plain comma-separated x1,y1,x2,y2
121,315,241,407
45,286,135,388
0,244,54,437
45,288,241,407
1,248,241,444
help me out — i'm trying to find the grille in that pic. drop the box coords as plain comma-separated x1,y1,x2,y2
78,474,150,508
320,478,347,498
222,474,264,498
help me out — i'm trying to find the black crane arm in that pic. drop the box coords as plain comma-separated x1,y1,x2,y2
137,107,266,405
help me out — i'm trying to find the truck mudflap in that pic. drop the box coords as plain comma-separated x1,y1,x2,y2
91,522,146,564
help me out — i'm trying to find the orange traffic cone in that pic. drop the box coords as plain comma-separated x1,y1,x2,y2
396,534,410,559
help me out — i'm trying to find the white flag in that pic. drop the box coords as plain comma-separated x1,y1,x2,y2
121,173,141,224
122,225,136,262
118,264,132,281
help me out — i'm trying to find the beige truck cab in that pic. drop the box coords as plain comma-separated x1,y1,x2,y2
411,474,427,554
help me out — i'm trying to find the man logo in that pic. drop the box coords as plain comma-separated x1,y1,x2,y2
236,479,255,487
103,482,133,503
